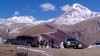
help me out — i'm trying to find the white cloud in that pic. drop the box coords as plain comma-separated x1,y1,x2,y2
40,3,56,11
61,4,72,12
14,11,20,16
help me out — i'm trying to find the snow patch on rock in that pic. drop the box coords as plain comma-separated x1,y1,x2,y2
8,16,36,23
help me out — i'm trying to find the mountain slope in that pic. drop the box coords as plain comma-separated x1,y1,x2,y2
56,17,100,47
51,3,100,26
0,24,57,38
19,24,57,36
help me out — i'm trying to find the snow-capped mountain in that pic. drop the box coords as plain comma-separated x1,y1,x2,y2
8,16,36,23
52,3,100,26
0,16,54,25
0,3,100,36
0,3,100,46
0,16,35,24
1,3,99,26
0,16,47,27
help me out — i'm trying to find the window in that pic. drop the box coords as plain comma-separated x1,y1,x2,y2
95,43,100,45
67,39,75,41
16,37,21,40
16,36,28,40
28,37,34,40
21,37,28,40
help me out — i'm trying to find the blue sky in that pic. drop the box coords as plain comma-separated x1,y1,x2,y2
0,0,100,20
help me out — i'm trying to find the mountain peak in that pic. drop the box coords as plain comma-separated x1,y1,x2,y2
72,3,84,8
72,3,91,13
52,3,99,26
8,16,36,23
